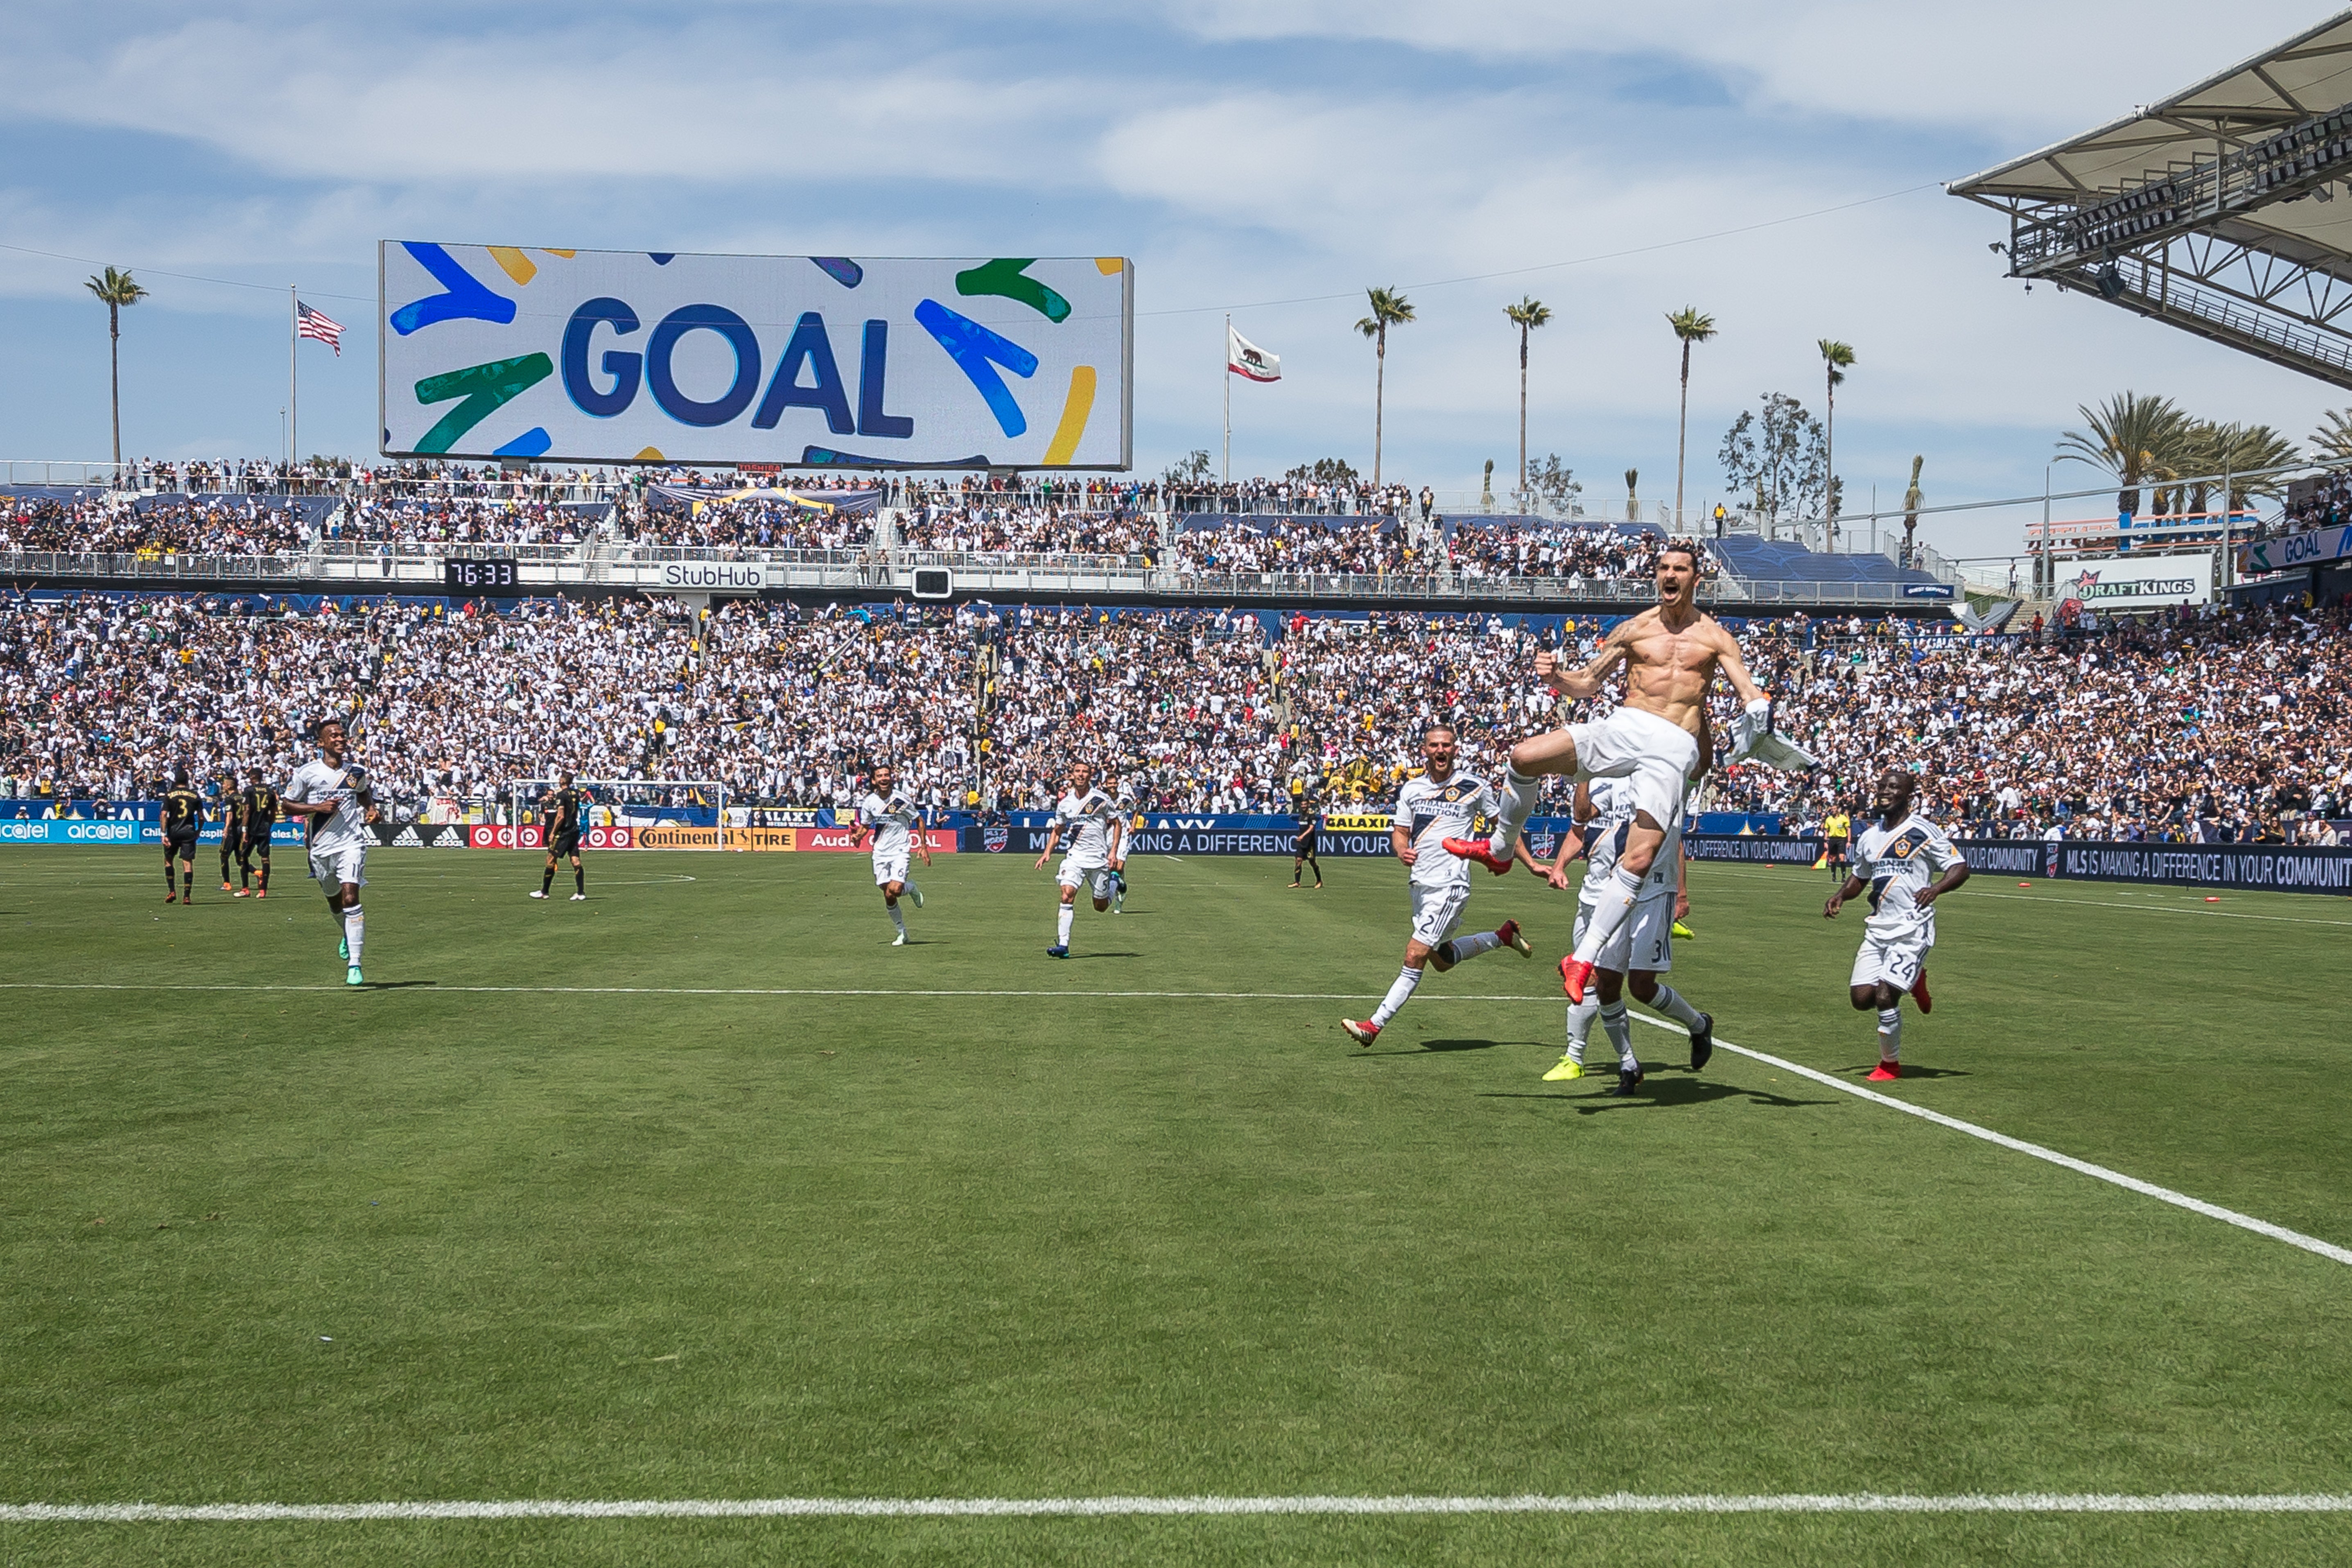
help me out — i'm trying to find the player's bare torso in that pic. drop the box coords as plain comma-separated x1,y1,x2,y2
1548,605,1739,740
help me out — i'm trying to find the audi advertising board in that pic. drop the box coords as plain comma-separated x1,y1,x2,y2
379,244,1133,470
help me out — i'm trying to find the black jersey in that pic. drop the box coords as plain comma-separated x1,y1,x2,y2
218,793,244,835
161,788,203,836
542,787,583,836
243,784,279,836
1293,815,1319,854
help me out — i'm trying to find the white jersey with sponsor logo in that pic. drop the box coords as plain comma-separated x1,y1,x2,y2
1391,769,1496,890
1851,811,1961,941
1055,788,1122,868
1581,777,1681,905
283,758,371,855
858,790,922,859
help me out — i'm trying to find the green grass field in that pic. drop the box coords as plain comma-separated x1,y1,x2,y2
2,845,2349,1566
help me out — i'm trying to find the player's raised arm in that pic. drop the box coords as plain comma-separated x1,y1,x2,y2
1536,633,1627,701
1709,622,1768,706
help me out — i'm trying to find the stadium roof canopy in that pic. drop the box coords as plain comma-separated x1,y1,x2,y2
1950,9,2352,387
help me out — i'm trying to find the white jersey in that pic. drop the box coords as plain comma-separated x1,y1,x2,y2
1851,812,1962,942
1054,788,1122,868
284,758,371,855
1580,776,1681,905
858,790,922,859
1392,769,1496,890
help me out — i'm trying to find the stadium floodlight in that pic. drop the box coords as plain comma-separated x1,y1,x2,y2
1951,11,2352,389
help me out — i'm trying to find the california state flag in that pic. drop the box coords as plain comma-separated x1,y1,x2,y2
1228,325,1280,382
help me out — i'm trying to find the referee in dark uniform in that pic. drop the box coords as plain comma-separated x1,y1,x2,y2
1289,802,1323,889
160,767,203,904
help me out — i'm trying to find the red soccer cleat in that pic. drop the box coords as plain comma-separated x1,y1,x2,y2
1441,836,1514,875
1867,1061,1901,1082
1559,955,1595,1003
164,892,176,904
233,889,251,898
1909,973,1932,1014
1497,919,1533,957
1342,1019,1381,1045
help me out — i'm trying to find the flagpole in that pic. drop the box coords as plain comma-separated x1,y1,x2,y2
1222,314,1231,488
289,285,298,478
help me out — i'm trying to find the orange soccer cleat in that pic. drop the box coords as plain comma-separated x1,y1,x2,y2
1559,955,1595,1003
1867,1061,1901,1082
1497,919,1533,957
1441,837,1514,875
1909,973,1932,1014
1341,1019,1381,1045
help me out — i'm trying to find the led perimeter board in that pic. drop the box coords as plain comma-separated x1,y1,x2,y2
378,244,1133,470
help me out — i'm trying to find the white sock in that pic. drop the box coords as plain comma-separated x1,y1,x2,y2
1571,867,1644,964
1489,766,1541,855
1370,964,1422,1026
1878,1008,1901,1062
1447,929,1502,962
342,904,364,967
1647,983,1704,1030
1057,904,1074,945
1565,996,1600,1063
1600,999,1635,1069
889,902,906,936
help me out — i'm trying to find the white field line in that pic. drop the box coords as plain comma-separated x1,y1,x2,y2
5,981,2344,1268
1619,1012,2352,1268
1694,861,2352,928
5,1493,2351,1523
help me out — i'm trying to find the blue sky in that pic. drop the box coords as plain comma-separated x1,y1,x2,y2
0,0,2339,557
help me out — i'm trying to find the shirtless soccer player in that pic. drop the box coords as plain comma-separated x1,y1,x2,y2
1444,543,1772,1004
1341,725,1541,1046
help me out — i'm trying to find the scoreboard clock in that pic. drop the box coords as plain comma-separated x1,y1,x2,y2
444,556,519,590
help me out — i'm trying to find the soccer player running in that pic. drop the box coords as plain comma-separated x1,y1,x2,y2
532,773,591,901
1540,779,1715,1094
237,774,279,897
160,767,203,904
216,775,245,894
1288,803,1323,889
1035,761,1123,958
1341,725,1541,1045
854,764,930,946
281,717,377,987
1824,768,1968,1081
1441,543,1769,1005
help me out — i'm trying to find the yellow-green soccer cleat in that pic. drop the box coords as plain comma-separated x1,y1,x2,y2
1672,919,1695,940
1541,1054,1585,1082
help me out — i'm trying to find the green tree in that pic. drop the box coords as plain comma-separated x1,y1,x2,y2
1504,296,1551,505
2191,422,2298,513
1667,307,1717,526
2309,408,2352,461
84,266,149,468
1719,393,1826,522
1526,453,1581,510
2056,392,2188,518
1355,287,1415,488
1817,339,1855,539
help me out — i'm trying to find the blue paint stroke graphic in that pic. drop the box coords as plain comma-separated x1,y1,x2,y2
648,253,676,265
389,243,516,336
912,299,1037,439
812,258,864,288
492,427,553,459
804,446,990,468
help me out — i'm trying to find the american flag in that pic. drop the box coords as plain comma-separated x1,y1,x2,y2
296,300,344,356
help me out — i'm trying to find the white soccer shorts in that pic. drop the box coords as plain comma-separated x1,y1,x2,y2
308,843,368,893
873,851,910,888
1851,929,1931,991
1059,859,1115,902
1408,879,1471,948
1569,706,1701,833
1573,891,1675,974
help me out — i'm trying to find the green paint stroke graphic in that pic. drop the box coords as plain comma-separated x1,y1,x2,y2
412,353,554,454
955,259,1070,323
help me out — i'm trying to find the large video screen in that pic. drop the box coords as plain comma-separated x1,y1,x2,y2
377,244,1132,469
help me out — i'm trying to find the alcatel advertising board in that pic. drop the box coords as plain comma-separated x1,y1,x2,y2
378,244,1132,469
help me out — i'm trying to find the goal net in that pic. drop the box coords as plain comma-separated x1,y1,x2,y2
510,777,728,845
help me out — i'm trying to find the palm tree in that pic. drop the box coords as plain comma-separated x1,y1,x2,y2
2311,408,2352,461
1667,307,1717,526
2202,422,2299,513
1356,287,1414,488
1504,296,1551,506
1624,467,1638,524
1900,454,1924,569
1817,339,1855,542
2056,392,2189,517
85,266,149,468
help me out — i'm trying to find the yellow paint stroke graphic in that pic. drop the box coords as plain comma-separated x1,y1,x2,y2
635,446,666,462
1095,258,1124,275
543,249,577,258
487,247,538,286
1042,366,1097,465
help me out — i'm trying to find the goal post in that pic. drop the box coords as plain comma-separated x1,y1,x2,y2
510,777,728,843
